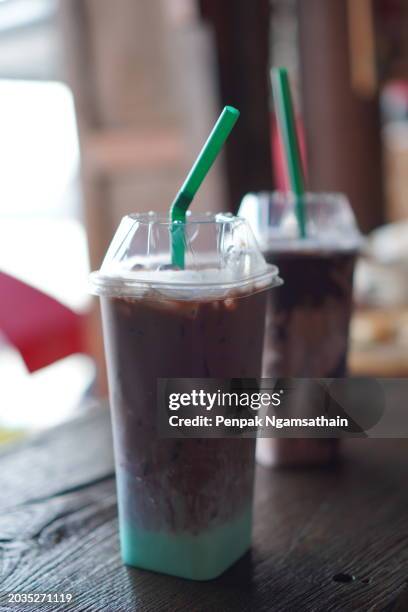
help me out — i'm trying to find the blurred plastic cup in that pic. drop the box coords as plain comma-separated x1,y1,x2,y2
239,192,362,467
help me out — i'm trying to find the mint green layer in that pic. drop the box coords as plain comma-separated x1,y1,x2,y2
119,506,252,581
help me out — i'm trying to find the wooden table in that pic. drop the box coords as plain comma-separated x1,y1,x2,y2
1,406,407,611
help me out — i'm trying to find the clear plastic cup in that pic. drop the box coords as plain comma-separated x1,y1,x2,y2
239,192,362,467
90,211,281,580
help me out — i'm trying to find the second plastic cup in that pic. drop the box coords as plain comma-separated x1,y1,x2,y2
239,192,361,467
90,212,281,580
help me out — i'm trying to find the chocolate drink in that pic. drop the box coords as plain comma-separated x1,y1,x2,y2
258,248,356,467
100,288,267,580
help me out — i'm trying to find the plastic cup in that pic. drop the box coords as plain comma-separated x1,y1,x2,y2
239,192,362,467
90,212,281,580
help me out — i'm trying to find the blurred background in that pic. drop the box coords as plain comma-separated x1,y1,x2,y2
0,0,407,439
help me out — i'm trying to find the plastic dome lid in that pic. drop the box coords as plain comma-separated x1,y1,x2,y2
239,192,363,252
89,212,282,300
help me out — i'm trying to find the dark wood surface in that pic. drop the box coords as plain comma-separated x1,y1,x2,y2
0,406,407,611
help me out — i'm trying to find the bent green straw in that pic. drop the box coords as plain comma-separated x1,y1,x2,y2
170,106,240,268
271,67,307,238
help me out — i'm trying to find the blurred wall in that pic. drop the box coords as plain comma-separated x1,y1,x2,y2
60,0,226,271
298,0,384,233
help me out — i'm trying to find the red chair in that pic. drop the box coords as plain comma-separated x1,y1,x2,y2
0,271,86,372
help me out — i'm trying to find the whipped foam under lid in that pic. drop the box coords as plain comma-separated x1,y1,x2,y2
89,212,282,300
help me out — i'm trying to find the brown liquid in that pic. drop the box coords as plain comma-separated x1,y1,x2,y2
101,290,267,533
260,249,356,467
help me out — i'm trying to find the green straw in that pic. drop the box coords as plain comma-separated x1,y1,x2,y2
170,106,240,268
271,67,307,238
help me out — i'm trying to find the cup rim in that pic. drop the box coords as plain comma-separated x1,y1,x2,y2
89,264,282,299
126,211,248,226
245,190,351,205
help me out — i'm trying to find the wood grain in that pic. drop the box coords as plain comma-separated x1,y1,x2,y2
0,407,407,611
